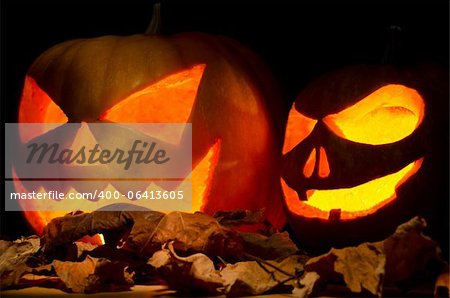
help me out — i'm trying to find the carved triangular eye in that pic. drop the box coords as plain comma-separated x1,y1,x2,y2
19,76,68,123
18,76,68,142
100,64,206,123
283,103,317,154
323,84,425,145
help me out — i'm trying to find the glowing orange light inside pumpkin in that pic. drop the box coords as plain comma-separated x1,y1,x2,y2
301,147,330,178
17,77,68,235
303,149,316,178
19,76,68,124
191,140,221,211
318,147,330,178
282,158,423,220
283,105,317,154
18,76,68,142
323,84,425,145
101,64,205,124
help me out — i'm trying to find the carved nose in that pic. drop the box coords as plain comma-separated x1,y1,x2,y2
69,122,99,166
302,146,330,178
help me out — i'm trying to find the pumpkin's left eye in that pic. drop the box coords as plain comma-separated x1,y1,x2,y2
323,84,425,145
283,104,317,154
100,64,206,124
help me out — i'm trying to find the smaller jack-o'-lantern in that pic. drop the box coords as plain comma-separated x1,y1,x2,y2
281,64,448,252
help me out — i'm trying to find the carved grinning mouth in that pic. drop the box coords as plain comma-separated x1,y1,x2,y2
281,158,423,221
14,139,222,235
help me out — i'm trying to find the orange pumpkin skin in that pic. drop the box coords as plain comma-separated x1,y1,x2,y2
17,33,287,234
282,64,448,253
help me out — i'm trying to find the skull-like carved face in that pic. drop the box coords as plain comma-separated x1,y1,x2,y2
281,64,447,251
282,83,425,220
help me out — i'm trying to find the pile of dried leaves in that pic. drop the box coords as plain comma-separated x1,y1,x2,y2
1,210,448,297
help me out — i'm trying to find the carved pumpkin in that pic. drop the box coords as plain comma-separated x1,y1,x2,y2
16,25,286,235
281,64,448,252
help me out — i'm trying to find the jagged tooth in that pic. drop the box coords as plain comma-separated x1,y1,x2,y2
296,189,308,201
71,180,109,195
18,179,40,193
328,209,342,222
40,180,71,194
111,180,149,198
154,180,182,191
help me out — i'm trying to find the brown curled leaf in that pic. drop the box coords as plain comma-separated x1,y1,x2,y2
0,236,41,289
148,242,226,295
383,216,444,283
52,256,133,293
148,242,306,296
42,210,243,259
213,209,265,227
42,211,137,251
124,211,243,259
238,231,300,260
301,217,445,297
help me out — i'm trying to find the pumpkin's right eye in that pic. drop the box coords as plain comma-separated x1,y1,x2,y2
323,84,425,145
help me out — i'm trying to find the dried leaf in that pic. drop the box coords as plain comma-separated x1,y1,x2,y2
85,245,146,269
238,231,299,260
302,217,445,297
148,242,305,296
383,216,444,283
125,211,243,259
52,256,96,293
214,209,265,227
52,256,134,293
334,243,385,294
0,235,40,289
222,255,305,296
72,241,98,257
42,211,136,251
292,272,320,297
60,241,99,261
31,263,53,275
43,211,243,259
304,242,385,296
148,242,226,295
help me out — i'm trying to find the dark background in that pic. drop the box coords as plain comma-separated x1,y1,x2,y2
1,0,448,244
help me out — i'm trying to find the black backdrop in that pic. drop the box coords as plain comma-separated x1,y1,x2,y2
1,1,448,242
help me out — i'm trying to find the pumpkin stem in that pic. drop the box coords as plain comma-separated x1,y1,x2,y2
145,2,162,35
382,25,403,64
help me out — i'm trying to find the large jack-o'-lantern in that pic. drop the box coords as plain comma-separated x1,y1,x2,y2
281,64,448,252
15,6,286,235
